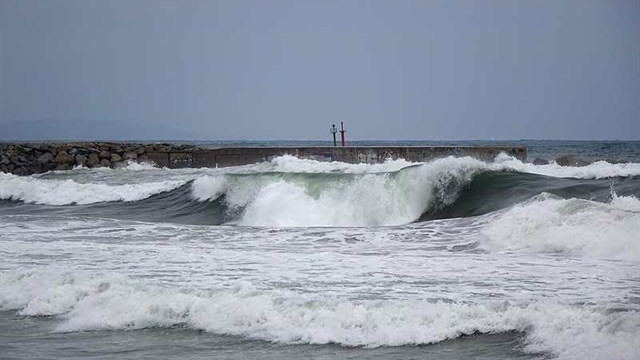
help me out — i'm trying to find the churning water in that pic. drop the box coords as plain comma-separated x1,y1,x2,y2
1,141,639,360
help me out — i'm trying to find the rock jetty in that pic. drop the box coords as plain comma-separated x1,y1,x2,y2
2,142,625,176
0,142,198,175
2,143,531,175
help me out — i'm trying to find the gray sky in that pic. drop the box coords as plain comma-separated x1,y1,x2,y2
1,0,639,140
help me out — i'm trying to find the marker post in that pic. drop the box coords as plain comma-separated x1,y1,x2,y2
330,124,337,147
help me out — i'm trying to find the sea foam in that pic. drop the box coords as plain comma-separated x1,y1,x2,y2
0,172,185,205
492,153,640,179
1,270,637,360
2,154,639,213
189,155,640,227
190,156,484,226
480,193,640,261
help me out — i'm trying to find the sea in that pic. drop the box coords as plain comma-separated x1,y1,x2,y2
1,140,639,360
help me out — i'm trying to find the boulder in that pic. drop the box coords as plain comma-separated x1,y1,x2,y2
100,159,111,167
75,154,88,167
604,158,628,164
123,151,137,161
34,161,55,174
0,155,10,165
37,152,53,164
54,151,75,165
12,155,28,165
99,150,111,159
554,155,591,167
13,166,29,176
532,158,549,165
87,153,101,167
110,153,122,163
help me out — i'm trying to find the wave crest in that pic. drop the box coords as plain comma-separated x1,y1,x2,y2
493,153,640,179
0,173,185,205
2,155,639,227
189,157,485,226
480,193,640,261
1,270,638,360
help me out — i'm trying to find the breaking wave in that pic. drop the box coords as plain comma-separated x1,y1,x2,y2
1,155,639,227
0,172,185,205
0,271,638,360
190,157,480,226
491,153,640,179
2,154,640,359
480,193,640,261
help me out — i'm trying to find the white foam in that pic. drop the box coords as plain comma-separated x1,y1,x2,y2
188,156,484,227
251,153,640,179
248,154,420,173
119,161,159,171
191,176,228,201
1,270,637,360
0,173,185,205
188,155,640,227
493,153,640,179
480,193,640,261
4,154,639,222
62,160,159,173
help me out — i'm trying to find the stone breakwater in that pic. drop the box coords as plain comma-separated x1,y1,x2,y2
2,142,622,177
0,142,198,175
1,142,528,175
1,142,531,176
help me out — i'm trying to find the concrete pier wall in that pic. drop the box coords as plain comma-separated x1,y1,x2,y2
146,146,527,168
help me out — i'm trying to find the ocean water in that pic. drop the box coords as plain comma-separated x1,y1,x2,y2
1,140,639,360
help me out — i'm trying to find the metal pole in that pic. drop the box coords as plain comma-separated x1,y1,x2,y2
330,124,337,147
340,121,346,147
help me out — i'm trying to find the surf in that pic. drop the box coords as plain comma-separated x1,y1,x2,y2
1,270,638,360
1,155,640,227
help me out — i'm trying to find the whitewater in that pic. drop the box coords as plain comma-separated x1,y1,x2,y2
1,145,639,360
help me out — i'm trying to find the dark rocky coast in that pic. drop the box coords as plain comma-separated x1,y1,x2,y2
0,142,198,175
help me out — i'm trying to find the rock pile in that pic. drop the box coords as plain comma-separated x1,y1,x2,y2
0,142,198,175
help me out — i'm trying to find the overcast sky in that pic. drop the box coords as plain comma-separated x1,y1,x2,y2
1,0,639,141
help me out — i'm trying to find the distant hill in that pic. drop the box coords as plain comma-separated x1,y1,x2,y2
0,119,199,141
